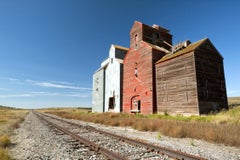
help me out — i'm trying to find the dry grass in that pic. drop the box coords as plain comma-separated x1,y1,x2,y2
228,97,240,108
0,135,10,148
41,99,240,148
0,107,28,160
0,149,10,160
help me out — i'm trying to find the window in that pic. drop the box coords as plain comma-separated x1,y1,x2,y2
134,34,138,48
133,100,141,111
131,95,141,112
134,68,138,77
134,62,138,77
109,97,115,109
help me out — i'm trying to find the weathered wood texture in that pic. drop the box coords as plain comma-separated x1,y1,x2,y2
123,21,171,114
123,44,155,114
156,39,228,115
195,42,228,114
142,23,172,51
156,52,199,115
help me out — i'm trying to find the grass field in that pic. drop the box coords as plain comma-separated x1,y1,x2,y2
228,97,240,108
0,106,28,160
41,97,240,148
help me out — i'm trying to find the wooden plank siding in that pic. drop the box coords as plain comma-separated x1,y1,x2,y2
94,21,228,116
156,52,199,115
123,21,171,114
194,44,228,114
123,44,156,114
155,38,228,115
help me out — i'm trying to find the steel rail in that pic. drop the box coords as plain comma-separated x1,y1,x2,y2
34,111,127,160
85,126,207,160
37,111,207,160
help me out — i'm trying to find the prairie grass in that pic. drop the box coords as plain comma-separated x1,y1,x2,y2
0,149,10,160
0,107,28,160
0,135,10,148
228,97,240,108
42,99,240,147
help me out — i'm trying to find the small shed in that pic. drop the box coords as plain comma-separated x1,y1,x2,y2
155,38,228,115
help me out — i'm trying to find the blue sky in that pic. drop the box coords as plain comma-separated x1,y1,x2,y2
0,0,239,108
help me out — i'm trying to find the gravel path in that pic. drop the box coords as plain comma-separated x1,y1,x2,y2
10,111,240,160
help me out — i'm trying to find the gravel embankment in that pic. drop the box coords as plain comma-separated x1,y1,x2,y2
10,112,240,160
9,111,102,160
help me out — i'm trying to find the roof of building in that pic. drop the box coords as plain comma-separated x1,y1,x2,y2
156,38,208,64
113,45,129,51
144,42,171,54
133,20,170,34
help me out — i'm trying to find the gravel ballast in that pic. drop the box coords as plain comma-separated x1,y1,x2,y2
10,112,240,160
9,112,102,160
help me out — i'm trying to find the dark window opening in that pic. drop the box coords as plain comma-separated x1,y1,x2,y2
134,34,138,48
137,100,141,111
109,97,115,110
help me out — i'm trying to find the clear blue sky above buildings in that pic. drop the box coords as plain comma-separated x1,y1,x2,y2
0,0,239,108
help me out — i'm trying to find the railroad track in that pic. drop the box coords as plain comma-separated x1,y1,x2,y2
34,111,207,160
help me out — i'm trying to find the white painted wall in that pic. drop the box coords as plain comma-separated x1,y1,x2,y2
92,44,127,113
104,45,127,112
92,68,105,112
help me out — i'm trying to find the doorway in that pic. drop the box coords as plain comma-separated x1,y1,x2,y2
109,97,115,110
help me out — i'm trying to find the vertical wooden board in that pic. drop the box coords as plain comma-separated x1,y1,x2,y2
123,21,174,114
194,47,228,114
156,52,199,115
123,43,159,114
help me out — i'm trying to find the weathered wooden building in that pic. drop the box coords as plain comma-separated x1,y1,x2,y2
93,21,228,115
92,44,128,113
155,38,228,115
122,21,172,114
